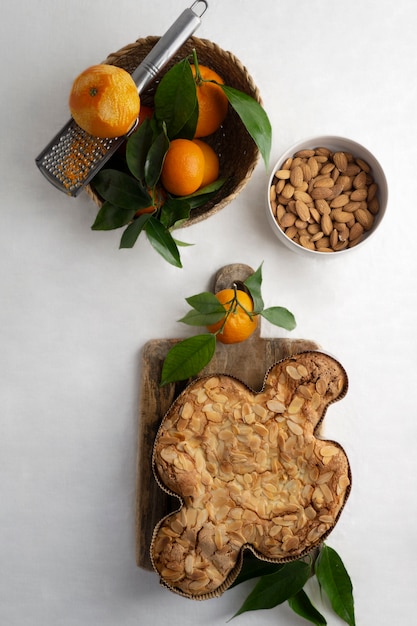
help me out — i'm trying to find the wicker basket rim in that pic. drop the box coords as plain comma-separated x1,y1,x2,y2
103,35,262,105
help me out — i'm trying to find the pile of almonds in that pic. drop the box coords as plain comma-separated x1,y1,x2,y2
269,147,380,252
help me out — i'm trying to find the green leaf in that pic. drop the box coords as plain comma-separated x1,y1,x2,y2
145,128,170,188
173,238,194,247
145,217,182,268
178,309,225,327
93,169,150,210
126,118,154,181
221,85,272,169
119,213,151,248
159,197,191,229
229,553,285,588
182,178,226,200
172,179,226,212
261,306,297,331
186,291,226,315
91,201,136,230
154,59,197,139
244,263,264,313
315,545,355,626
160,334,216,385
232,560,311,617
288,589,327,626
173,101,199,140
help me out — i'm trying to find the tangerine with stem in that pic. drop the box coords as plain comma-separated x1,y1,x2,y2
191,62,229,138
207,287,258,344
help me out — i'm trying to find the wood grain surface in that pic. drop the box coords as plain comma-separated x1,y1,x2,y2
135,264,319,570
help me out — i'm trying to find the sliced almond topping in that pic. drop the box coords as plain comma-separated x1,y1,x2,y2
286,365,302,380
243,411,256,424
253,422,269,437
288,396,304,414
253,403,268,420
203,377,220,390
196,389,208,404
304,506,317,520
320,444,340,457
282,536,300,551
181,401,194,420
311,392,322,410
320,483,334,503
317,471,334,484
297,364,309,377
288,420,304,436
204,410,222,423
318,514,334,523
159,447,177,463
315,378,328,395
267,399,286,413
298,384,313,399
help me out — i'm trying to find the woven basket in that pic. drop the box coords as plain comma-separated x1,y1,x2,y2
85,36,261,227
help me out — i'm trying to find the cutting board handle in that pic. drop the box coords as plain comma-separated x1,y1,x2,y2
212,263,255,292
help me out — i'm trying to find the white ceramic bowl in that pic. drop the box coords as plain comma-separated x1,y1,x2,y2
266,136,388,257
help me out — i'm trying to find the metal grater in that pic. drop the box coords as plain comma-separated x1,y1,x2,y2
35,1,208,197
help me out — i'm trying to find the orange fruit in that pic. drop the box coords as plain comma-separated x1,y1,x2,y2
138,105,154,126
69,64,140,138
191,65,229,137
207,288,258,344
135,186,165,218
192,140,219,188
161,139,205,196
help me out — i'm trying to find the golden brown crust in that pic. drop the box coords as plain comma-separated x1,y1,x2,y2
151,351,351,599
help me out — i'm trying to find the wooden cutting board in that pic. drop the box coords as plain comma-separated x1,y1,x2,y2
135,264,319,571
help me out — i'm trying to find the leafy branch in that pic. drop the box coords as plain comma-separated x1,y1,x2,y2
160,263,296,385
230,544,355,625
90,50,272,266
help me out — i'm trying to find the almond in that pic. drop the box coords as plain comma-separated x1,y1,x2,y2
332,208,353,223
349,221,364,241
355,207,374,230
353,170,367,188
321,213,333,236
290,165,304,188
275,169,291,179
333,151,348,172
280,212,297,228
311,186,332,200
295,199,311,222
330,194,350,208
315,198,331,215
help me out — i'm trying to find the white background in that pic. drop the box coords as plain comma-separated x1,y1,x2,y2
1,0,416,624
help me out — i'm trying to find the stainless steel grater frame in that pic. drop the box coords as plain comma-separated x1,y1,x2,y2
35,1,208,197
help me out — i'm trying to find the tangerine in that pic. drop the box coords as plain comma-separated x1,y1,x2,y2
207,288,258,344
69,64,140,138
135,186,166,218
161,139,205,196
138,105,154,126
191,65,229,137
192,140,219,188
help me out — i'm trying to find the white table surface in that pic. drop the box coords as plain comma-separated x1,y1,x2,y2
2,0,416,624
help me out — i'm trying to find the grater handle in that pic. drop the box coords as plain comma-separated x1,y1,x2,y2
132,1,208,92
